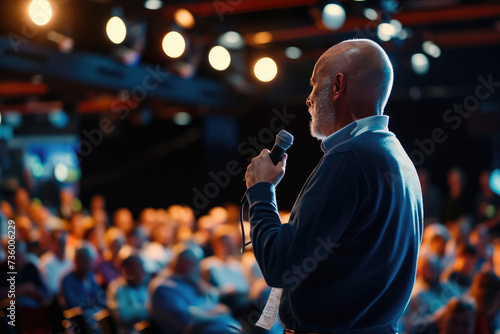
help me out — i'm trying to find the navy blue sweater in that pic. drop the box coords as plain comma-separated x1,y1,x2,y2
247,117,423,333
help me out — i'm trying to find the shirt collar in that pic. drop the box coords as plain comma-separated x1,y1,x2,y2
320,115,389,153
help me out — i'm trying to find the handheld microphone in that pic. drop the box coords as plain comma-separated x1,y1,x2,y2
269,130,294,165
240,129,294,252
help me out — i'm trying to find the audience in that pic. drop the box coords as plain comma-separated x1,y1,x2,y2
1,166,500,334
107,255,149,334
37,230,73,297
443,243,478,289
437,297,476,334
200,225,250,317
0,241,50,333
61,246,104,333
97,228,126,287
142,221,175,273
469,272,500,334
150,244,241,334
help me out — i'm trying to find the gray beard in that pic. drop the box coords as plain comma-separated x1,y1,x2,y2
310,87,335,140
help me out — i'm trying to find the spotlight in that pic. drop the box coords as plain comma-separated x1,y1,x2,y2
253,32,272,44
377,23,396,41
29,0,52,26
390,19,402,34
397,28,409,40
491,169,500,196
208,46,231,71
162,31,185,58
254,57,277,82
144,0,163,10
321,3,346,30
218,31,244,50
411,53,429,75
285,47,302,60
173,112,192,126
363,8,378,21
106,17,127,44
422,41,441,58
174,9,195,29
48,110,69,129
54,163,69,182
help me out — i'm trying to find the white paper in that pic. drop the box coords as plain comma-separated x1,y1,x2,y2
255,287,283,330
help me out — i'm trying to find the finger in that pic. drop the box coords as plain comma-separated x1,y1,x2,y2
277,153,288,169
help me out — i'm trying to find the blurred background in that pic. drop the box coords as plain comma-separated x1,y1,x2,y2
0,0,499,214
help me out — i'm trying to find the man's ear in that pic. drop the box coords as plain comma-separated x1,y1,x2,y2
332,73,346,102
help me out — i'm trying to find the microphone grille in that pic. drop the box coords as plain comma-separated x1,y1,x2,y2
276,129,294,149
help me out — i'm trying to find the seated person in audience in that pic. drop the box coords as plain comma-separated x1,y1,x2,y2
437,297,476,334
405,254,462,333
38,230,73,298
61,246,104,333
107,255,149,334
200,225,250,316
138,207,158,238
469,224,492,272
14,187,31,216
113,208,135,236
143,222,175,274
37,230,72,334
492,238,500,278
193,215,217,258
16,215,41,264
0,240,51,333
66,212,85,259
443,243,478,289
97,228,126,287
127,226,147,250
420,223,452,272
150,244,241,334
168,205,195,242
58,188,77,220
469,272,500,334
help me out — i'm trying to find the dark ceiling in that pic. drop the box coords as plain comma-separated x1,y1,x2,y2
0,0,499,116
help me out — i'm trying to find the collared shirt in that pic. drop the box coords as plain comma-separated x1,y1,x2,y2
321,115,389,153
247,115,423,333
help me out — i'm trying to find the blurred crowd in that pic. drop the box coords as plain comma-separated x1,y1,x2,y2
400,168,500,334
0,187,287,334
0,166,499,334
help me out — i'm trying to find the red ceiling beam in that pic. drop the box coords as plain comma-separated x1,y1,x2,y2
268,3,500,43
163,0,318,18
423,29,500,48
0,81,48,97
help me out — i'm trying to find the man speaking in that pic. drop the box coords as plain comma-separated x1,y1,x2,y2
244,39,423,333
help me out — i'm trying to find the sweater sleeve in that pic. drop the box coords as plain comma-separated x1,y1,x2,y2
246,152,367,289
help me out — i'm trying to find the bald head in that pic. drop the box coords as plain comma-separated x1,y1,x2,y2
318,39,393,115
307,39,393,138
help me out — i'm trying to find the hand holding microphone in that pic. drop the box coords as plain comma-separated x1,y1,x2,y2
245,130,294,189
240,130,294,252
